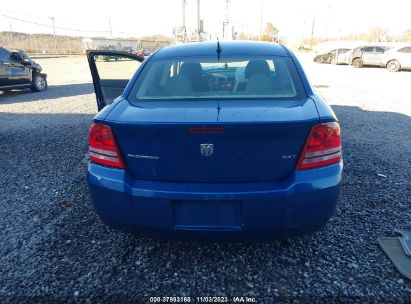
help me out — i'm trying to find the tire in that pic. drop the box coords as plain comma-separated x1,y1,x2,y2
31,73,47,92
352,58,363,68
386,60,401,72
330,57,337,65
314,56,323,64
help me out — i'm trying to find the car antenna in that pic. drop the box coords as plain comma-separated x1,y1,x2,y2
216,38,222,61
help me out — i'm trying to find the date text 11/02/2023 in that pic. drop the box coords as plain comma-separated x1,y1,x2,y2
149,296,257,303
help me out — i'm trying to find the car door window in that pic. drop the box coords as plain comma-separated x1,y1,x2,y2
375,47,385,54
95,55,140,80
364,47,374,53
9,53,22,63
87,51,143,111
94,55,141,105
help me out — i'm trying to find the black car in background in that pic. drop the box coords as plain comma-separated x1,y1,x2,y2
314,48,350,64
0,47,47,93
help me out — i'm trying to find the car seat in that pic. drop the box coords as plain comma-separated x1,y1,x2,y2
180,62,209,92
235,60,273,94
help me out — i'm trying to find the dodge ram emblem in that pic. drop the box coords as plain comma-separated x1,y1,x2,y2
200,143,214,157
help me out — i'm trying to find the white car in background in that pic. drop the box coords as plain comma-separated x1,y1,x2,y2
336,45,392,67
335,49,353,65
382,46,411,72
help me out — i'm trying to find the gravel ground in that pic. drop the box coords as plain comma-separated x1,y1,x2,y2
0,55,410,303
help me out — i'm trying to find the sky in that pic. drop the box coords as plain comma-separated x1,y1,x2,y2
0,0,411,42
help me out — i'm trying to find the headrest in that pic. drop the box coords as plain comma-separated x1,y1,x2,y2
245,60,270,78
180,62,203,78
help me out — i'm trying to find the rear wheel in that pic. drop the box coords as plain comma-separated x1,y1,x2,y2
352,58,363,68
31,73,47,92
386,60,401,72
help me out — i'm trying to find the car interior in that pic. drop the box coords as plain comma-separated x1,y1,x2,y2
135,58,297,99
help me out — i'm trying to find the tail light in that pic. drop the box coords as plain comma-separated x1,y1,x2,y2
297,122,341,170
89,123,125,169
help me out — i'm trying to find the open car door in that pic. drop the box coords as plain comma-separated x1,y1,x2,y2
87,50,144,111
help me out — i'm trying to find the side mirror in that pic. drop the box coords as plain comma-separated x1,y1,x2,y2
22,58,31,65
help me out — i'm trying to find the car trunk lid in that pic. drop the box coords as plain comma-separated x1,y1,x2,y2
107,98,319,183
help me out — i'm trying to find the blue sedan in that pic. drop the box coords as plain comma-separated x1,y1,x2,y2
86,41,342,241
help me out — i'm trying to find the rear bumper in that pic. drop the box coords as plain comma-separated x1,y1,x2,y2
88,162,342,241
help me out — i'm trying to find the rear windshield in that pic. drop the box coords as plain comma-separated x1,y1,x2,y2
129,56,305,101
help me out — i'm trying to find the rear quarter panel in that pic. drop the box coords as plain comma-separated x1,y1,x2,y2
309,95,338,121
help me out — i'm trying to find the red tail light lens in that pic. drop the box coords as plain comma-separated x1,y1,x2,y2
89,123,125,169
297,122,341,170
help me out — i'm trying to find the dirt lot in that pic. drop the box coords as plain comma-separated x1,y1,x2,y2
0,54,410,303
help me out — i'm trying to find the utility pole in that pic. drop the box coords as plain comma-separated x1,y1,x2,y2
9,23,13,48
20,34,24,50
182,0,186,28
259,0,263,40
310,14,316,47
301,20,306,45
34,34,38,54
223,0,231,39
197,0,201,41
325,5,330,41
177,0,187,42
67,37,72,56
50,17,57,54
108,18,113,39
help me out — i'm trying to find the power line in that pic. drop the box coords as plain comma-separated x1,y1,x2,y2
0,12,109,33
0,8,49,20
0,8,109,32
